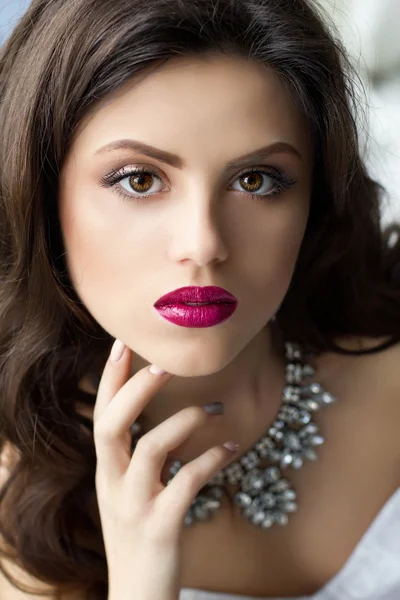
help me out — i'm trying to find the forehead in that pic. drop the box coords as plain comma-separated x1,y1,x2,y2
70,53,313,164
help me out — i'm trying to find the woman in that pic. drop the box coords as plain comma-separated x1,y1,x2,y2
0,0,399,599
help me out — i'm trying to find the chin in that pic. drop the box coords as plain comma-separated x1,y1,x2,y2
155,353,233,378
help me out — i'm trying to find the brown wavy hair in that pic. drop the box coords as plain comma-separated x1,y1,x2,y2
0,0,399,597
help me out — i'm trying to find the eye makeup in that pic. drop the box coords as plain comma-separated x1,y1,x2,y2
99,163,297,204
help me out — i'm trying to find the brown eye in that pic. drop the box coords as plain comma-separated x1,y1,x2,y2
238,171,264,193
232,168,277,197
118,168,164,198
99,164,297,203
128,172,154,194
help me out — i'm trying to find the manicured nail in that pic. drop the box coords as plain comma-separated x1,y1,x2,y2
110,339,126,362
223,440,240,452
203,402,225,415
149,364,167,375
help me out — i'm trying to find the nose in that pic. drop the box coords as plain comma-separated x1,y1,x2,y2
168,197,229,267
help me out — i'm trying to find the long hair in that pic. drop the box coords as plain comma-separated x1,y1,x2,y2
0,0,399,597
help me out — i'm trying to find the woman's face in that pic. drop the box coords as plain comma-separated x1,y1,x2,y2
58,53,313,377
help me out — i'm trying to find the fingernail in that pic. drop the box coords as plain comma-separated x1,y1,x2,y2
223,440,240,452
149,364,167,375
203,402,225,415
110,339,126,362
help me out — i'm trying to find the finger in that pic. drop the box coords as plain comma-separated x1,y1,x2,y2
125,406,215,503
156,442,239,532
93,339,132,423
93,339,173,480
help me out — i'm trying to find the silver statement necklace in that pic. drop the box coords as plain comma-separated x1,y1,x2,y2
130,340,336,529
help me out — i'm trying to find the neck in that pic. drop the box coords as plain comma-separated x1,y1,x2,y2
129,323,287,463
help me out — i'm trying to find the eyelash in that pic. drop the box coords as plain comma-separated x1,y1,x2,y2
99,164,297,203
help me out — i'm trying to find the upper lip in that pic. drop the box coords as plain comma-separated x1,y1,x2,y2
154,286,238,307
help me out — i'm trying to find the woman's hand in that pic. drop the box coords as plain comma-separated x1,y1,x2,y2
93,339,239,600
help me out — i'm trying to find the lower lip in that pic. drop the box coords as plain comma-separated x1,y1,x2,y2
154,302,237,327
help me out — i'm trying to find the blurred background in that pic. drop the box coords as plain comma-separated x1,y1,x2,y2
1,0,399,227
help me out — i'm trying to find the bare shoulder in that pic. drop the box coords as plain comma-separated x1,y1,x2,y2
319,333,400,390
320,333,400,457
332,334,400,394
0,445,84,600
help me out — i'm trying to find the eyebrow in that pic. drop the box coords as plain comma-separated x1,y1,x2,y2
94,138,303,169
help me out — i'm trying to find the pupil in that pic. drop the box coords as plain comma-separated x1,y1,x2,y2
131,173,151,191
242,172,262,191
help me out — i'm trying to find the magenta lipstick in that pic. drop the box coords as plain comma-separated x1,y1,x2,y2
154,286,238,328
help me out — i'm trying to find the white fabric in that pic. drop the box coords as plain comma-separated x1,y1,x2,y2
180,487,400,599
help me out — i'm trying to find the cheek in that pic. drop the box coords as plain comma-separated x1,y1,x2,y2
58,185,146,311
270,212,307,270
244,200,309,306
247,200,308,273
61,221,146,330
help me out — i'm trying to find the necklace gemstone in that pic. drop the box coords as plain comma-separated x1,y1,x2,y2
129,340,337,529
